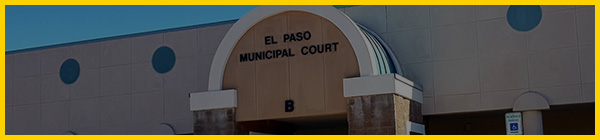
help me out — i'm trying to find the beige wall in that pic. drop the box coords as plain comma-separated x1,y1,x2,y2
222,11,360,121
5,22,235,134
340,5,595,115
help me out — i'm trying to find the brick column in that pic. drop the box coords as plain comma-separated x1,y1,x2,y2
347,94,422,135
343,74,425,135
193,108,296,135
190,90,241,135
193,108,244,135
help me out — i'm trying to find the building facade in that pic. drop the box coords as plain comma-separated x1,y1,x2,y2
4,5,595,135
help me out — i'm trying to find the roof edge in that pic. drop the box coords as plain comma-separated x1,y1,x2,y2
6,19,238,54
6,6,355,54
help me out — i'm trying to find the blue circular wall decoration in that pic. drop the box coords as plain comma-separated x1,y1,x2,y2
507,5,542,32
152,46,176,74
60,58,80,84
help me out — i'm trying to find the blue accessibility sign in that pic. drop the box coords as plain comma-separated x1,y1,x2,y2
510,123,519,131
505,112,523,135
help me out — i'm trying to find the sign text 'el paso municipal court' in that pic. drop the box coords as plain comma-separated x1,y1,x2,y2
239,31,340,62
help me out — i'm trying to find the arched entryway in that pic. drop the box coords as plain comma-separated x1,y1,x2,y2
189,5,424,135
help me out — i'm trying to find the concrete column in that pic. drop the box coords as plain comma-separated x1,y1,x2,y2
512,92,549,135
522,110,543,135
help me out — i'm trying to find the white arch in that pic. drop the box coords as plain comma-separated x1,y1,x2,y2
208,5,379,90
513,92,550,111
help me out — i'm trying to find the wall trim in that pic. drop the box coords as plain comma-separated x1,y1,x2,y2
343,74,423,103
189,89,237,111
407,121,426,135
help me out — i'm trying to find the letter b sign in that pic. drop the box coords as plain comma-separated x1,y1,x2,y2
285,100,294,112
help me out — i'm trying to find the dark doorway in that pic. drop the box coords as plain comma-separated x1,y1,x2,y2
239,114,348,135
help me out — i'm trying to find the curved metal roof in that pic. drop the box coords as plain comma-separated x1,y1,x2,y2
357,24,402,76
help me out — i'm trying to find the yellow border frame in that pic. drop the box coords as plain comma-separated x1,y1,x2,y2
1,0,598,139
